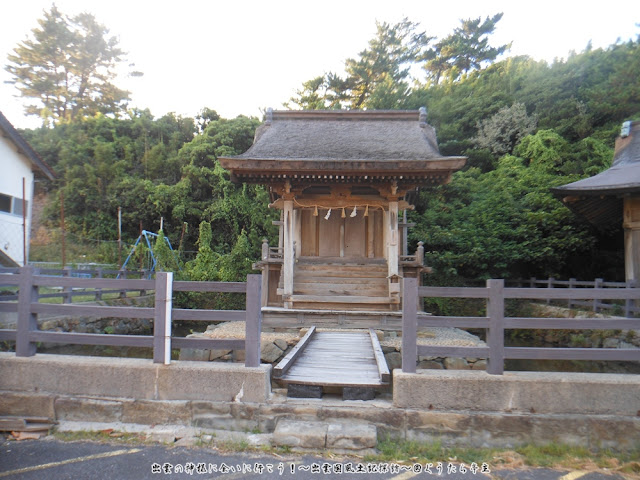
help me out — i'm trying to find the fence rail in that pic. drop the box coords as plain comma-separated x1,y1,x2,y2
0,267,262,367
403,278,640,375
511,277,640,316
0,267,150,302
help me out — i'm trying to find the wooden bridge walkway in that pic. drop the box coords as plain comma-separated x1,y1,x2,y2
273,327,390,398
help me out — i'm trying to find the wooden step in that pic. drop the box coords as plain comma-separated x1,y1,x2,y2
293,284,389,296
290,294,393,304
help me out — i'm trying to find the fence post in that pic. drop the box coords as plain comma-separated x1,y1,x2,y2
568,278,575,309
96,268,103,301
546,277,554,305
153,272,173,365
625,280,636,317
486,279,505,375
139,270,147,296
245,274,262,368
120,270,128,298
402,277,418,373
63,266,72,304
593,278,603,313
16,266,38,357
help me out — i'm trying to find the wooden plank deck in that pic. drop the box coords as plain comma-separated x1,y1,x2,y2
277,329,389,388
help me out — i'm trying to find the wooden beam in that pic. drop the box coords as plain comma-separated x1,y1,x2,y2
369,329,390,383
273,326,316,378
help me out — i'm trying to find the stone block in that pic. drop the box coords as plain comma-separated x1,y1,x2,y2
54,397,122,422
0,392,56,419
178,348,210,361
343,387,375,401
272,420,327,448
156,362,272,403
393,370,640,416
121,400,191,425
326,423,377,450
0,354,157,400
287,384,322,398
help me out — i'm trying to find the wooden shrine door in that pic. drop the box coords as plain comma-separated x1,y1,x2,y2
300,209,382,258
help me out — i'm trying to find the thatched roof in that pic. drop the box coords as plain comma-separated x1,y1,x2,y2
0,111,54,180
552,121,640,229
219,109,465,185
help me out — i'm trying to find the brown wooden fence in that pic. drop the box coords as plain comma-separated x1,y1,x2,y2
511,277,640,316
0,267,150,302
402,277,640,375
0,266,262,367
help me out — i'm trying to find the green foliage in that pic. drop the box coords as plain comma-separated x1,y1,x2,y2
473,102,537,157
412,129,613,280
153,229,180,272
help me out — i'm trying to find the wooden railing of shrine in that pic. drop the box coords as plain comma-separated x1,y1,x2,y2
401,277,640,375
0,267,262,367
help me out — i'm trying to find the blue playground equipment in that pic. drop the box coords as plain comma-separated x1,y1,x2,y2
119,230,180,278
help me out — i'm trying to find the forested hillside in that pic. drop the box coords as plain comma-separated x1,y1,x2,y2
12,11,640,283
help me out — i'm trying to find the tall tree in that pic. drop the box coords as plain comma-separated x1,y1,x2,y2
422,13,510,84
287,18,431,110
5,5,138,123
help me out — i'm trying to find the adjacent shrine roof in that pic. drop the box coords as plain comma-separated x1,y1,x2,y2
218,109,466,186
551,121,640,229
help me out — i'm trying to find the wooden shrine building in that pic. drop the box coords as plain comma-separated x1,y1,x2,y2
553,120,640,283
219,109,466,313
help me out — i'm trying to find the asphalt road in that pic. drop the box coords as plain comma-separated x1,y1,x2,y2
0,437,631,480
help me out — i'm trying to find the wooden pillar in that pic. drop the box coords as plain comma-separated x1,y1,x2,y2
387,201,399,277
486,279,505,375
283,199,294,308
153,271,173,365
245,274,262,367
623,196,640,282
16,266,38,357
401,277,418,373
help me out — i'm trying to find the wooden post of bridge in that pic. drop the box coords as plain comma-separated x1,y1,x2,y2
16,266,38,357
153,272,173,365
245,274,262,368
402,276,418,373
486,279,505,375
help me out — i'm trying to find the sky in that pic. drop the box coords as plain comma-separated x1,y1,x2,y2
1,0,639,129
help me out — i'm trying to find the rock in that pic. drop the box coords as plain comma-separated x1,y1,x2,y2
179,348,210,361
209,349,231,360
471,359,488,370
384,352,402,370
417,360,443,370
260,340,284,363
443,357,470,370
603,338,620,349
274,338,288,351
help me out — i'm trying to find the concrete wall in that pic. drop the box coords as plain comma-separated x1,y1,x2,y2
0,353,271,403
393,370,640,416
1,354,639,451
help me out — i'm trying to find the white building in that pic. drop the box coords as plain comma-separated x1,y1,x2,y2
0,111,54,266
